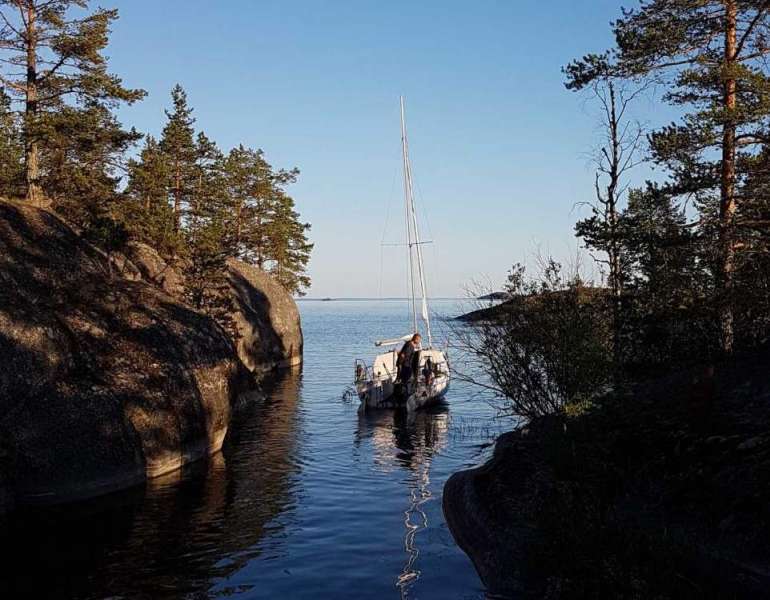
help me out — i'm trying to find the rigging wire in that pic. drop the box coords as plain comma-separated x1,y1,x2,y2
412,174,441,325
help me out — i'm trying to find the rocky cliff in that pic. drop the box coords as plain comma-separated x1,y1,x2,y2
227,258,303,373
123,241,187,297
0,201,251,509
444,355,770,599
110,248,304,376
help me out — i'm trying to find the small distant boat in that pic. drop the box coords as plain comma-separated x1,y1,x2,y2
321,297,334,302
354,97,450,412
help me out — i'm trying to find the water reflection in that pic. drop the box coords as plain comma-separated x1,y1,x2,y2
0,370,304,600
356,405,450,598
1,301,497,600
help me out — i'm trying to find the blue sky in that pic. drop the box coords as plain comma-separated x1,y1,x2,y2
107,0,651,298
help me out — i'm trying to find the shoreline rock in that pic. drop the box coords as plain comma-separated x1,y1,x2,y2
444,356,770,599
227,258,303,374
0,200,253,509
443,423,555,599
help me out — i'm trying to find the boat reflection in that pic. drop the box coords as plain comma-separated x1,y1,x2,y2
0,369,304,600
356,404,450,598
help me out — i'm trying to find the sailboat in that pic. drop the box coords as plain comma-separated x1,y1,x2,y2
354,97,451,412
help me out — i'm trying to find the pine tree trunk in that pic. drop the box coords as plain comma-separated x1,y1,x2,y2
24,3,43,206
719,0,738,355
235,199,243,253
256,213,263,269
174,161,181,231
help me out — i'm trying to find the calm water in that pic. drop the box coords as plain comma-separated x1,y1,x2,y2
1,300,511,599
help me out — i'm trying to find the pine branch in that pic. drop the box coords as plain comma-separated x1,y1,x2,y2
0,9,21,38
38,53,71,82
735,2,770,58
0,71,25,92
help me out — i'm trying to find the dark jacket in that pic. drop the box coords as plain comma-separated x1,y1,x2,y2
397,341,416,368
397,341,420,382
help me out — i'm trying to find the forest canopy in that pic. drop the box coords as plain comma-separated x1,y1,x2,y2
461,0,770,419
0,0,313,313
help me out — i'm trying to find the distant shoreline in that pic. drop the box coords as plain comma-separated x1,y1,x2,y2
296,297,468,302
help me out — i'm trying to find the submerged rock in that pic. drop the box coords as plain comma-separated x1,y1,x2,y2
0,201,251,508
227,258,303,373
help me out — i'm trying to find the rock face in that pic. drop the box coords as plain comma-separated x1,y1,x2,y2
108,251,143,282
227,258,303,373
442,423,556,599
124,241,186,298
444,357,770,599
0,201,250,508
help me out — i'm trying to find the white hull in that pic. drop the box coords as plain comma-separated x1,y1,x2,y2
406,374,450,412
356,374,449,411
356,348,450,412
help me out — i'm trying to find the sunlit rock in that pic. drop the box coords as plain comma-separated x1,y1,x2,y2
124,240,186,298
226,258,303,373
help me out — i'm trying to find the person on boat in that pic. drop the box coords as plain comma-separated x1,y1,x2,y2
397,333,421,384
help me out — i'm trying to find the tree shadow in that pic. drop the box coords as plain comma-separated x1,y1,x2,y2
0,201,251,505
228,265,302,371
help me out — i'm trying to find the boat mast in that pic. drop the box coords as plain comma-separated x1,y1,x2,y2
401,96,418,334
399,97,433,347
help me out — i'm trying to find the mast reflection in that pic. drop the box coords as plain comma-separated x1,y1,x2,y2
356,404,450,598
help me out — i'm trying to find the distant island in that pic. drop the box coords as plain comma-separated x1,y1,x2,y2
477,292,508,301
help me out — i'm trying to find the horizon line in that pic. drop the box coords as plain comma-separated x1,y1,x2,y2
296,296,470,301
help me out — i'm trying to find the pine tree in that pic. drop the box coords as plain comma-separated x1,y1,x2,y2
619,184,712,370
122,85,200,258
0,1,144,205
120,87,314,303
222,145,311,294
41,102,141,233
267,191,313,295
159,84,196,232
122,136,179,255
185,133,230,313
0,88,23,197
191,132,222,214
223,145,272,263
566,0,770,354
621,185,700,306
728,145,770,345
